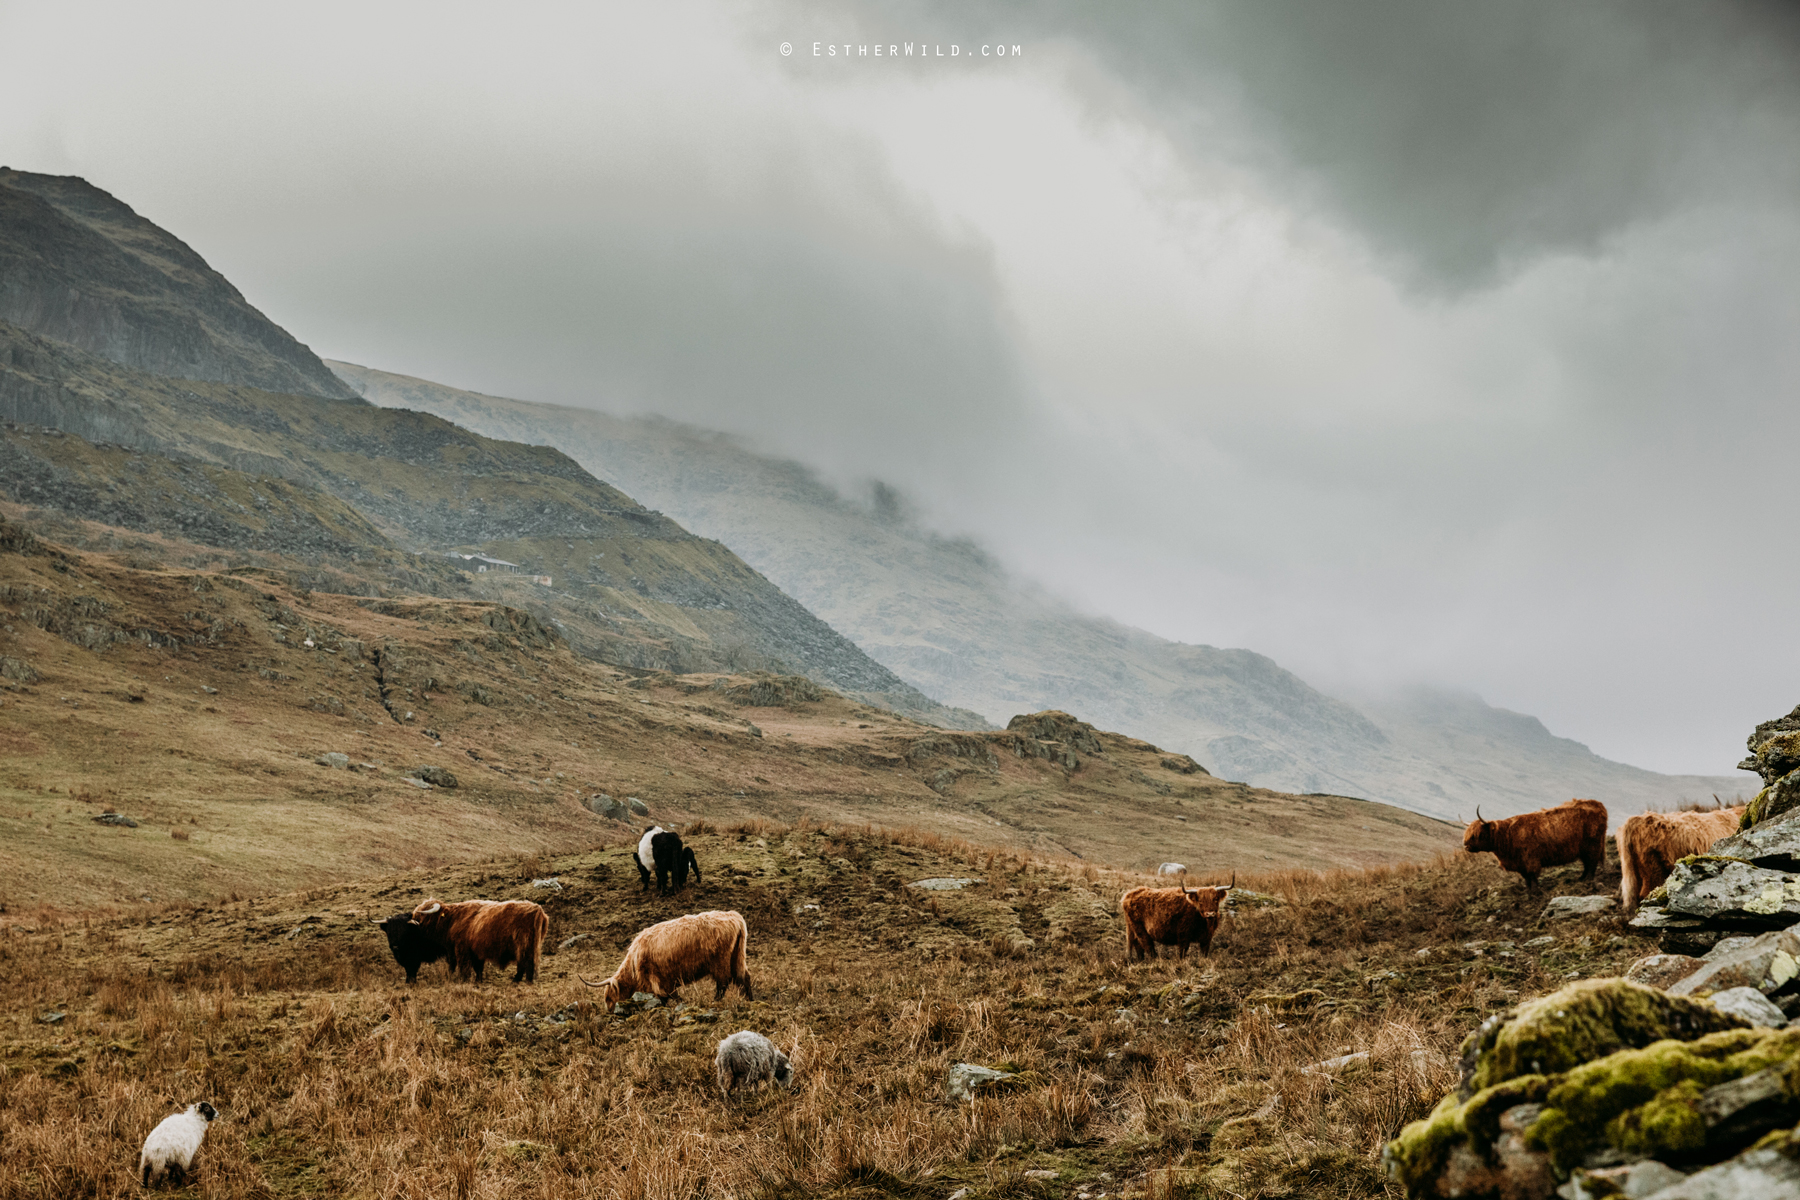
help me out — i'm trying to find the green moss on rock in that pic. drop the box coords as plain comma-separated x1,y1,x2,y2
1462,980,1745,1096
1528,1027,1800,1172
1383,1078,1551,1195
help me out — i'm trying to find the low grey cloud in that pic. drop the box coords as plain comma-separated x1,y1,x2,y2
787,0,1800,288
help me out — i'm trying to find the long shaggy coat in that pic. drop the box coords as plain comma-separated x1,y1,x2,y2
410,899,548,983
1462,798,1608,890
583,909,751,1011
1618,806,1745,914
1120,885,1229,961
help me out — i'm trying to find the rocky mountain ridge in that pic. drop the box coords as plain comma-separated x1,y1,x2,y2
329,361,1752,822
0,169,355,399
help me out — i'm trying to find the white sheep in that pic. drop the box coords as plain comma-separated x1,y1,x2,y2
714,1030,794,1100
139,1101,216,1187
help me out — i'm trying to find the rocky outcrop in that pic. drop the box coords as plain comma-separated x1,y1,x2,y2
1389,703,1800,1198
0,170,356,399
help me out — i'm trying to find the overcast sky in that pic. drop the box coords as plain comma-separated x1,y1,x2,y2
4,0,1798,775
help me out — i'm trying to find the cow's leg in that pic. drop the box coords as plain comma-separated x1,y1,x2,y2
472,959,486,983
1580,852,1600,881
1522,872,1540,892
637,860,652,892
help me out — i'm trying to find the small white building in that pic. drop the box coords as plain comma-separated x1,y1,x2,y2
445,552,519,574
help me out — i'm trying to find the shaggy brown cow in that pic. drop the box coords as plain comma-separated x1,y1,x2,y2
1462,798,1607,891
1121,877,1232,961
1618,805,1745,915
580,910,752,1011
409,899,548,983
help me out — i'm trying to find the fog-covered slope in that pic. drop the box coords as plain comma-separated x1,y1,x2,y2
331,360,1755,821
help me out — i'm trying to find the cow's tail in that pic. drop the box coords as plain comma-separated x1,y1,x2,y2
1617,816,1641,915
731,914,752,999
526,907,549,978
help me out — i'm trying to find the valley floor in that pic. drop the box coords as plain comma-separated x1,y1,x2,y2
0,824,1646,1199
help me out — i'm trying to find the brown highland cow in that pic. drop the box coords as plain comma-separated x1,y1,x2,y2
1617,804,1745,915
1462,798,1607,891
409,898,548,983
1121,878,1232,961
582,910,752,1011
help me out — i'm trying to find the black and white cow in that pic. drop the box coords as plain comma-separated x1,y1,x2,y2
635,825,701,895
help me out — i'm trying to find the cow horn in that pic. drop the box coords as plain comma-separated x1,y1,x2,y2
577,974,609,989
1229,871,1235,890
421,902,441,915
1475,806,1482,823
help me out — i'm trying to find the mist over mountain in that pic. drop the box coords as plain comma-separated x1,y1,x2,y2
0,170,979,726
329,362,1754,822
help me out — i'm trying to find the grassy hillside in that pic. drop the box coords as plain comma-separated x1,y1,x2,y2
0,321,980,726
0,521,1460,911
326,362,1755,821
0,817,1643,1198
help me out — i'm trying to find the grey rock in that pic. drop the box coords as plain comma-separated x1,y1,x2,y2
1524,935,1558,949
946,1062,1015,1101
531,877,563,890
412,765,458,788
1701,936,1758,961
1669,928,1800,997
1638,1149,1800,1199
1543,895,1616,919
1666,858,1800,925
1630,909,1706,930
0,655,39,683
627,796,649,816
1706,986,1788,1027
908,877,985,891
39,1011,65,1025
1561,1160,1688,1200
91,812,137,827
631,992,661,1008
1623,954,1706,991
318,751,350,769
1711,805,1800,870
1695,1063,1791,1141
553,933,589,954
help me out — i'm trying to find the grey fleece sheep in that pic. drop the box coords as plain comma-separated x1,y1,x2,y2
714,1029,794,1099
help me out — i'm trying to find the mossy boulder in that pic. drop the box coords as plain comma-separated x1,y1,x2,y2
1743,769,1800,830
1458,980,1745,1098
1525,1026,1800,1172
1749,729,1800,787
1386,981,1754,1196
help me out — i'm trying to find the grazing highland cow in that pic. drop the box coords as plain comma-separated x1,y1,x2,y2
581,909,752,1011
376,911,451,983
139,1101,216,1188
636,825,702,895
714,1029,796,1100
1121,876,1232,961
1462,798,1607,891
410,898,549,983
1618,804,1745,915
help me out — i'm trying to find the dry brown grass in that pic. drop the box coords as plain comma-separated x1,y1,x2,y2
0,820,1646,1199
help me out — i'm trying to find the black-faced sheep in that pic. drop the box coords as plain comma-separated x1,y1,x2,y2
714,1030,795,1099
139,1101,217,1187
